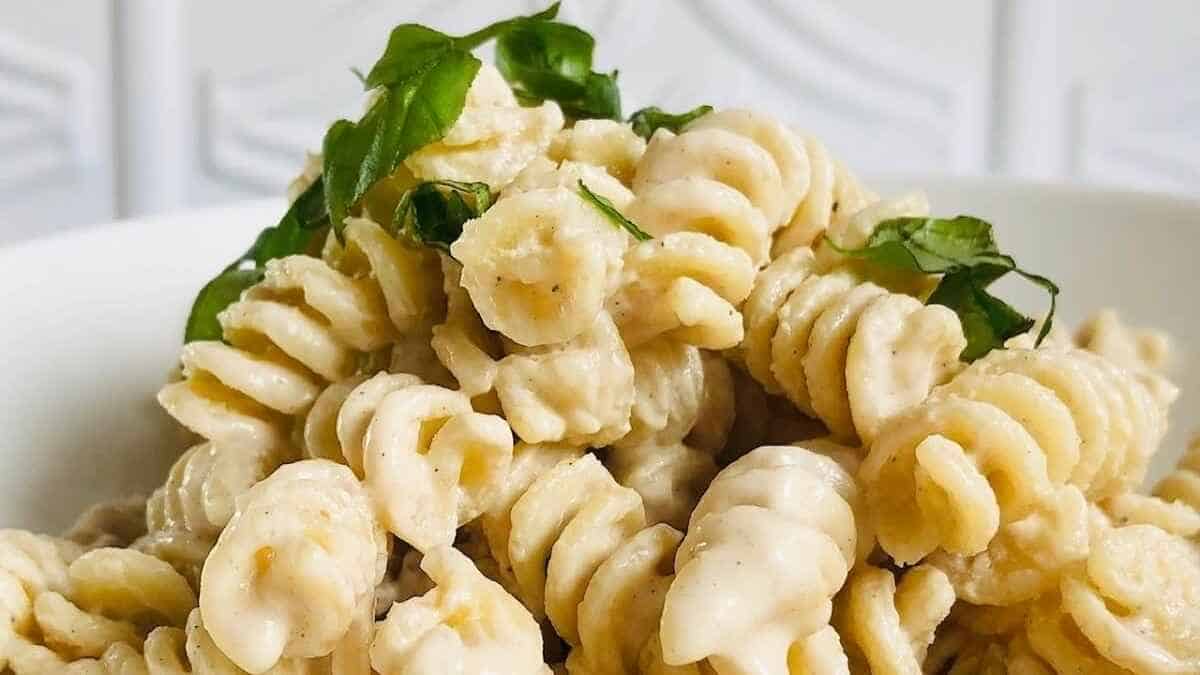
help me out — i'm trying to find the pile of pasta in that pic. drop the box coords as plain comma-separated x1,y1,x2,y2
4,65,1198,675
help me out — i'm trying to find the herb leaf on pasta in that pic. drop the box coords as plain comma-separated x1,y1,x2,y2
828,215,1059,360
578,180,652,241
628,105,714,139
496,14,621,120
393,180,494,251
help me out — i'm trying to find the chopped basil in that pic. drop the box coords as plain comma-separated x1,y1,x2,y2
578,180,652,241
393,180,494,251
628,104,713,139
829,215,1059,361
184,267,264,343
496,16,621,120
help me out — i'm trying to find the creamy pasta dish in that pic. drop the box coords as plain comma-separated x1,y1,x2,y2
4,5,1198,675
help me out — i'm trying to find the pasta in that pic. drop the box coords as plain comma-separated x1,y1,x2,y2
607,233,756,350
14,11,1200,673
1026,524,1200,674
659,442,868,674
833,564,955,675
362,382,514,550
741,246,966,444
451,187,629,348
862,343,1173,564
631,109,808,266
199,460,386,672
494,312,635,447
548,119,646,186
370,546,549,675
404,64,564,191
158,217,443,452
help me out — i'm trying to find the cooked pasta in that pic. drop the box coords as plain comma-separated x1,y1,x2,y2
370,546,548,675
631,109,807,266
14,10,1200,673
741,246,966,444
659,442,868,673
494,312,635,447
452,186,628,348
833,564,955,675
158,217,442,452
1026,524,1200,674
199,460,386,672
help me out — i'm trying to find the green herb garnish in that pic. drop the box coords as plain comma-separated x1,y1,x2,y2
392,180,494,251
578,180,652,241
628,105,713,139
496,16,621,120
828,215,1058,361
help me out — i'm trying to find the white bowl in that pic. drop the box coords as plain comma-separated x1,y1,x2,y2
1,180,1197,532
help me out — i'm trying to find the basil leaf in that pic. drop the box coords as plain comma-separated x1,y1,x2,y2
928,268,1035,362
184,267,264,343
393,180,494,250
830,214,1060,361
495,18,621,120
251,177,329,265
578,180,652,241
628,104,713,139
324,53,481,228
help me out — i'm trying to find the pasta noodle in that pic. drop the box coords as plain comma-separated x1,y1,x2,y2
741,246,966,444
833,564,955,675
370,546,549,675
549,119,646,186
158,217,442,452
862,344,1173,564
451,187,629,348
772,135,875,257
199,460,386,672
659,442,868,674
631,109,808,266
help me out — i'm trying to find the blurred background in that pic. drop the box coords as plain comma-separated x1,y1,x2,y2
1,0,1197,245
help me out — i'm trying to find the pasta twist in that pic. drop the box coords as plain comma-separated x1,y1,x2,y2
199,460,386,672
928,485,1090,606
549,119,646,186
370,546,550,675
630,109,808,267
772,135,875,258
811,193,937,297
404,63,564,190
741,247,966,444
862,344,1172,565
2,543,195,673
1026,524,1200,675
451,187,629,348
1154,435,1200,516
64,495,148,551
833,564,955,675
659,442,869,674
430,254,504,400
135,440,296,587
506,156,636,212
158,217,443,452
607,232,756,351
362,381,514,550
606,441,718,532
494,312,635,447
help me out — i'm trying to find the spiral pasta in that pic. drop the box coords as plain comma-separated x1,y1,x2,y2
1154,435,1200,516
606,441,718,531
451,186,629,348
833,564,955,675
65,495,148,551
494,312,635,447
811,192,937,297
430,255,504,400
1026,524,1200,674
158,217,443,452
630,109,807,267
549,119,646,186
199,460,386,672
362,382,514,550
862,343,1173,564
773,135,875,258
659,442,868,674
404,63,563,191
606,232,756,351
742,246,966,444
370,545,549,675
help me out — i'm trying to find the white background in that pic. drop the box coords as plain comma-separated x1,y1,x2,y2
1,1,1198,244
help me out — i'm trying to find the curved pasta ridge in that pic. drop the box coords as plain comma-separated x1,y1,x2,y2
659,441,869,674
480,450,689,672
861,346,1172,564
157,217,443,453
741,246,966,445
